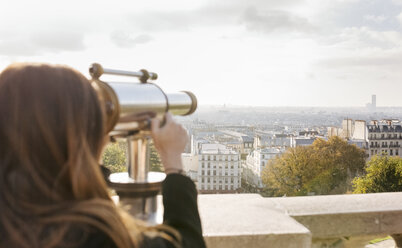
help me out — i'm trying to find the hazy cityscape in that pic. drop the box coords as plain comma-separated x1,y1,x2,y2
173,96,402,194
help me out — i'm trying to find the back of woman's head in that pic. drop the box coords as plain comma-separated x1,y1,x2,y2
0,63,107,203
0,63,136,248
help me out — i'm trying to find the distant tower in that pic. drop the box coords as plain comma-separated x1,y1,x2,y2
372,95,376,109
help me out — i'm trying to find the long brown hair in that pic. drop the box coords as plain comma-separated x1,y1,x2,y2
0,63,139,247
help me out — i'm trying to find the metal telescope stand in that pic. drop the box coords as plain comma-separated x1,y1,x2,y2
108,134,165,224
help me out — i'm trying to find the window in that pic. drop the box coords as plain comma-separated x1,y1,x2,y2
390,149,393,156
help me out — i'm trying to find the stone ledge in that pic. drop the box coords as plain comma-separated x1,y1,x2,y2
115,192,402,247
198,194,312,248
270,192,402,238
198,193,402,248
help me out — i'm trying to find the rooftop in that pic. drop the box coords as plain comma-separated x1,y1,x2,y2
199,143,238,155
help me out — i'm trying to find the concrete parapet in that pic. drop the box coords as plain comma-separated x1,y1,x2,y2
198,193,402,248
198,194,311,248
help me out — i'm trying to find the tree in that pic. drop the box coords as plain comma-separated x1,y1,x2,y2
353,155,402,193
149,141,163,172
261,136,366,196
102,142,127,173
102,140,163,173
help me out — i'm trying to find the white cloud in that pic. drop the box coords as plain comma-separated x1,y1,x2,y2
241,7,316,34
110,32,153,48
364,15,387,23
398,12,402,24
316,26,402,69
0,31,85,56
392,0,402,5
319,52,402,68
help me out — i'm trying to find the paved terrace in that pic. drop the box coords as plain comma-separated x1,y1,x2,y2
198,193,402,248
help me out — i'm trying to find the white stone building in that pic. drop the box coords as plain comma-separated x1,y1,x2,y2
368,120,402,158
181,153,199,182
254,134,292,149
197,144,241,193
290,137,317,147
244,147,284,188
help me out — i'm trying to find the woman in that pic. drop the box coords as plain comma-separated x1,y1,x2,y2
0,63,206,248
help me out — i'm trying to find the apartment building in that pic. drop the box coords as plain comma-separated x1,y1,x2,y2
197,144,241,193
368,120,402,158
244,147,284,187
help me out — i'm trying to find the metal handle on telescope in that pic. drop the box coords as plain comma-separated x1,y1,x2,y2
89,63,158,83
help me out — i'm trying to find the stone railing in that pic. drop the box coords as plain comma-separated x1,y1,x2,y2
198,193,402,248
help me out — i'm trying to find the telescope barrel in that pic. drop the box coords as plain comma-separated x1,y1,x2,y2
108,82,197,118
90,63,197,133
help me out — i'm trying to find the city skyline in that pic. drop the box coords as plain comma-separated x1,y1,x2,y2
1,0,402,107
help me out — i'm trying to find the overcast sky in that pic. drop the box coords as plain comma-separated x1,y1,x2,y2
1,0,402,107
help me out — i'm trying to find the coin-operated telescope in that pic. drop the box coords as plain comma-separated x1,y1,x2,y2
89,63,197,223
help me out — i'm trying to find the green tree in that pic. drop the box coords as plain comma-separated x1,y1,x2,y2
149,141,163,172
353,155,402,193
261,136,366,196
102,142,127,173
102,140,163,173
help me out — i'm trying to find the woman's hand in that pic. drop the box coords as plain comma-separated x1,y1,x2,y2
151,113,188,174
